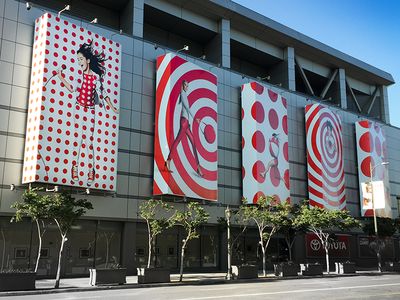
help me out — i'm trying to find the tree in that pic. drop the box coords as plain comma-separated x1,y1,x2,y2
279,203,303,262
139,199,173,268
362,217,399,271
293,201,360,273
170,202,209,282
239,196,291,277
46,192,93,288
11,188,51,272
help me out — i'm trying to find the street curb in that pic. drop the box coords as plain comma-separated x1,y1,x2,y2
0,271,394,297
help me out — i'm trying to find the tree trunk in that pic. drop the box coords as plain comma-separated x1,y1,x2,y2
34,220,42,273
325,246,330,274
54,234,66,288
262,247,266,277
179,241,187,282
146,221,152,268
285,236,293,262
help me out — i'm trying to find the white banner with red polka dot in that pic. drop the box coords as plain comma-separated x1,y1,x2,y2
22,13,121,191
305,104,345,210
153,53,218,201
356,120,391,218
241,82,290,204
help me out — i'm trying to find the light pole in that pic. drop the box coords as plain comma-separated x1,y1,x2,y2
369,161,389,272
225,206,232,280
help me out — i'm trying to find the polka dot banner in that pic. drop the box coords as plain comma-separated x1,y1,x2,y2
305,104,345,210
241,82,290,204
355,120,391,218
22,13,121,191
153,53,218,201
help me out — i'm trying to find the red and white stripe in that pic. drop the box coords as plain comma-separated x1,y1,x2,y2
305,104,345,210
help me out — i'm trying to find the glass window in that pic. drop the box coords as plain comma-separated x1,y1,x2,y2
201,227,218,267
95,221,122,268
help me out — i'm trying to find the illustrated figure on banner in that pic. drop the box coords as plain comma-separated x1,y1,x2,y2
324,121,337,154
164,80,203,177
57,40,118,185
260,133,288,186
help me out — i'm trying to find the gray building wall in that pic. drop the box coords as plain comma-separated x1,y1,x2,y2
0,0,399,272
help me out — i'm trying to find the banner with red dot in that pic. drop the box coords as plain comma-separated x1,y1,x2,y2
241,82,290,204
305,104,345,210
22,13,121,191
355,120,391,218
153,53,218,201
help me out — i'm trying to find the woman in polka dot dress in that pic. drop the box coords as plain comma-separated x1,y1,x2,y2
57,41,118,186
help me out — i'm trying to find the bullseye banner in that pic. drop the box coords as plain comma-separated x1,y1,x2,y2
305,104,345,210
153,53,218,201
241,82,290,204
355,120,391,218
22,13,121,191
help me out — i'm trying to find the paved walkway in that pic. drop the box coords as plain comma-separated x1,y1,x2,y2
0,270,391,297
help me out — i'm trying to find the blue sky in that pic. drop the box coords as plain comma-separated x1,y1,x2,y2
234,0,400,128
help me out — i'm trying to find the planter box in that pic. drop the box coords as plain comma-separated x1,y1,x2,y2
274,263,299,277
335,262,356,274
0,272,36,291
232,265,258,279
89,268,126,286
383,262,400,272
300,263,323,276
137,268,170,284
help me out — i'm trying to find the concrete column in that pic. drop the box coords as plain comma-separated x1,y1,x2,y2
133,0,144,38
121,221,137,275
379,85,390,124
338,68,347,109
220,19,230,68
284,47,295,91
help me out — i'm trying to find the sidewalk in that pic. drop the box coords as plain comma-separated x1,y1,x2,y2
0,270,390,297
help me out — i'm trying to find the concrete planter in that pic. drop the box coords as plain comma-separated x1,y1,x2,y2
300,263,323,276
335,262,356,274
274,263,299,277
232,265,258,279
383,262,400,272
137,268,170,284
89,268,126,286
0,272,36,291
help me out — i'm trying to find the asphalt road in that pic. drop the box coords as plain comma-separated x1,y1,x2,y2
9,274,400,300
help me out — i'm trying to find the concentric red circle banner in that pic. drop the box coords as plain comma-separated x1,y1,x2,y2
153,53,218,201
305,104,345,210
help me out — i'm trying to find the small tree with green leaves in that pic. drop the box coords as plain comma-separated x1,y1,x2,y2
239,196,291,277
46,192,93,288
139,199,173,268
279,203,307,262
11,188,51,272
170,201,209,282
293,201,360,273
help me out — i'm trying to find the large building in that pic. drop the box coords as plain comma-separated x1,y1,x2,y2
0,0,399,277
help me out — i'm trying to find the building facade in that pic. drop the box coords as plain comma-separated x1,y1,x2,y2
0,0,399,276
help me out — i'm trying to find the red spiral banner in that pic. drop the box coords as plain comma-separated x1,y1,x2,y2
305,104,345,210
153,53,218,200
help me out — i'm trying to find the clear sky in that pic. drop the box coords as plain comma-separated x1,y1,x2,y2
234,0,400,128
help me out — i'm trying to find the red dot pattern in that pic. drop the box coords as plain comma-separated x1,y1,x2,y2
356,120,390,217
242,83,290,204
22,13,121,191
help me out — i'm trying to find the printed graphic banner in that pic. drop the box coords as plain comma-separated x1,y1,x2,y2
241,82,290,204
305,104,345,210
355,120,391,218
22,13,121,191
153,53,218,201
